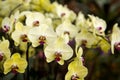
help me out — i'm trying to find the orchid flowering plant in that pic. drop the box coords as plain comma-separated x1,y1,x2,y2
0,0,119,80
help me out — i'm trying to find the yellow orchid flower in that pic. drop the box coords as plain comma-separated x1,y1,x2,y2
65,46,87,80
25,12,46,27
75,30,99,48
23,11,52,27
52,2,76,22
111,23,120,54
11,22,31,46
1,17,14,34
65,58,88,80
3,53,27,74
44,37,73,65
0,38,11,62
56,20,78,40
1,11,21,34
88,15,107,36
28,24,57,47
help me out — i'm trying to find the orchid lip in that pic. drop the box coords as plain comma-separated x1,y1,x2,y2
98,26,102,30
11,65,18,74
33,21,40,26
21,34,28,42
64,31,70,35
39,36,46,45
39,41,45,45
81,40,87,46
22,39,28,42
71,74,79,80
3,25,10,32
115,42,120,50
55,52,62,62
61,13,66,17
0,53,3,61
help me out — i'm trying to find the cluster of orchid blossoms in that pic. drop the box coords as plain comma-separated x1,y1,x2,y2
0,0,120,80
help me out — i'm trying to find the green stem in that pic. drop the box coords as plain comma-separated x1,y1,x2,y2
25,43,31,80
8,3,23,17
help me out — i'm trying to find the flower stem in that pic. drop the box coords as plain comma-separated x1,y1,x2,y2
25,43,31,80
8,3,23,17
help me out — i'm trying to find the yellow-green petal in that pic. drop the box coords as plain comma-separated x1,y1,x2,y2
16,58,27,73
11,53,21,59
4,59,13,74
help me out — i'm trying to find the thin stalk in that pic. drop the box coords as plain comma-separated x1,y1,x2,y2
25,43,31,80
8,3,23,17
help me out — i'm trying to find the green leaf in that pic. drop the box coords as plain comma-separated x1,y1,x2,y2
17,73,24,80
3,72,15,80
